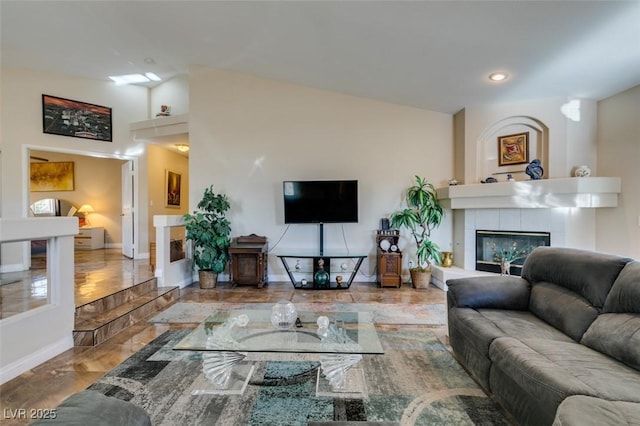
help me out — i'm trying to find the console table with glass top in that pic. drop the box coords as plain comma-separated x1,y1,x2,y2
173,309,384,397
277,254,367,289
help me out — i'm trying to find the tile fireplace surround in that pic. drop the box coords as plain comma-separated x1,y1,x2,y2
431,177,621,290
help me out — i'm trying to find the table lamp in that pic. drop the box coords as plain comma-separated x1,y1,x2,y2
77,204,95,227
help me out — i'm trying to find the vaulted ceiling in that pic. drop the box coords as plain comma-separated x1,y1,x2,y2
2,1,639,114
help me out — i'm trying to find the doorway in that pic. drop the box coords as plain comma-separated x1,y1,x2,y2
27,147,140,258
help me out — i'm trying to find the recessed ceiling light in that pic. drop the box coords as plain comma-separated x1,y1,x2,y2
489,72,509,82
175,144,190,152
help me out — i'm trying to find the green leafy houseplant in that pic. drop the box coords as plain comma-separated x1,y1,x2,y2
390,176,444,286
183,186,231,287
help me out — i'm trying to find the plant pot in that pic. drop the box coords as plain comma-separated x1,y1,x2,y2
198,270,218,289
410,268,432,289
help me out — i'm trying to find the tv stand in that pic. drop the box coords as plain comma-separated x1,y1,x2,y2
277,254,366,290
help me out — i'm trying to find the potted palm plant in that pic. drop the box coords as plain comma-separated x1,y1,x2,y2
183,185,231,288
390,175,444,288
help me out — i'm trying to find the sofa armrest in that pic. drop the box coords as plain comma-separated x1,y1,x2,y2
447,276,531,310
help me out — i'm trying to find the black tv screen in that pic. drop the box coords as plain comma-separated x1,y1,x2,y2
283,180,358,224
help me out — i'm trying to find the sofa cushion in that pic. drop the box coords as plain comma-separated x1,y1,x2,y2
581,261,640,370
448,307,575,391
553,395,640,426
489,337,640,404
581,314,640,371
529,282,599,341
603,261,640,313
522,247,632,309
450,308,573,357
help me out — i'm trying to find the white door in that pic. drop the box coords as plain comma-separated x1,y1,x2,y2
121,160,134,258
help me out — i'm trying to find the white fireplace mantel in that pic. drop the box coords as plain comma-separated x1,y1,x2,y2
436,177,621,209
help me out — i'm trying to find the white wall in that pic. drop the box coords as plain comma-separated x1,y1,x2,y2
460,97,598,183
188,68,453,280
597,84,640,258
0,67,149,263
149,75,189,118
147,144,189,242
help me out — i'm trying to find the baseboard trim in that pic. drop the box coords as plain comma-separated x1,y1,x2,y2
0,336,73,385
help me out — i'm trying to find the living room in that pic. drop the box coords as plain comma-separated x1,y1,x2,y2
1,1,639,424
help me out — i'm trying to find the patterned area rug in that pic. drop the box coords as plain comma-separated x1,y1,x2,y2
148,302,446,326
87,329,509,425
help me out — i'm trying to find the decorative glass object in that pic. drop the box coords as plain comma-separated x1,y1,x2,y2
270,300,298,330
236,314,249,327
526,159,544,180
317,316,330,329
314,258,330,287
314,269,329,286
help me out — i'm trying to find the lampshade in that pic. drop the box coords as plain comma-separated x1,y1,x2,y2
78,204,95,214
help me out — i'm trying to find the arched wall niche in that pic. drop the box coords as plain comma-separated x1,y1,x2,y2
476,116,549,182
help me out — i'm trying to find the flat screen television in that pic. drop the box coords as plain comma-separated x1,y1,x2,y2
283,180,358,224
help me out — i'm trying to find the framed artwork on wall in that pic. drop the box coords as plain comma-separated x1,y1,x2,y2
165,169,181,208
30,162,75,192
498,132,529,166
42,94,112,142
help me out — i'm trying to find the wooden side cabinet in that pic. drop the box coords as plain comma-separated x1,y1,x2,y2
377,251,402,287
376,229,402,287
229,234,268,288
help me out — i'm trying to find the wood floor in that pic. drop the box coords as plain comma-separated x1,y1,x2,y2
0,249,447,425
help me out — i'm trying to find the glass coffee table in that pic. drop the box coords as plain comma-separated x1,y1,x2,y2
173,309,384,397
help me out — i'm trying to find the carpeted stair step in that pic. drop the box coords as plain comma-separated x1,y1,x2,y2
73,285,179,346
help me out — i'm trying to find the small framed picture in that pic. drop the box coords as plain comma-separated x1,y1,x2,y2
165,170,181,208
498,132,529,166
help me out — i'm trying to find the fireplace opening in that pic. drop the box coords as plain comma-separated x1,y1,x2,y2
476,230,550,276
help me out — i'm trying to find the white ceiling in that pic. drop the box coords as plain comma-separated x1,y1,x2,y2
2,1,639,115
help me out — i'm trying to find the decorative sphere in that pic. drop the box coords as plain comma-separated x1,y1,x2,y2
270,300,297,330
314,269,330,286
317,316,330,328
236,314,249,327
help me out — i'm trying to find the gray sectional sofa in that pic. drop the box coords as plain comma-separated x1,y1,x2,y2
446,247,640,425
